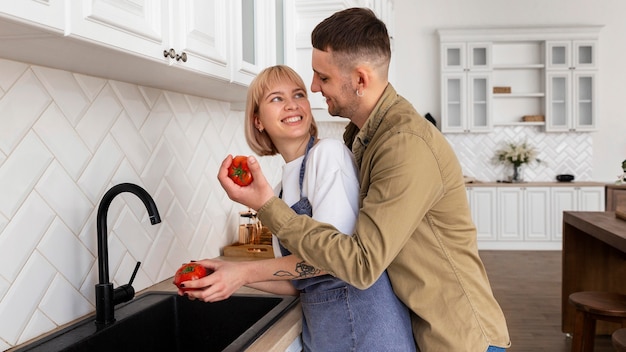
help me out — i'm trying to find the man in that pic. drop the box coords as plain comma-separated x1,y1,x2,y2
218,8,510,351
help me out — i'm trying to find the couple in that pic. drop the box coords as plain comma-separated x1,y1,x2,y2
181,8,511,352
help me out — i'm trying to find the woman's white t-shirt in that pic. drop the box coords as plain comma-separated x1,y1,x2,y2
272,138,360,257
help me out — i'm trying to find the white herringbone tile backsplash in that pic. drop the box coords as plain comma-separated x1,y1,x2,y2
0,58,293,349
446,126,593,182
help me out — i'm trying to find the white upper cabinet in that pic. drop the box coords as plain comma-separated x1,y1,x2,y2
438,26,602,133
70,0,170,63
0,0,66,32
440,42,492,133
231,0,276,85
70,0,235,81
441,43,492,72
0,0,285,101
546,41,597,70
170,0,232,79
545,40,598,132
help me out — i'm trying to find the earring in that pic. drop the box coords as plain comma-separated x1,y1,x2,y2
257,127,264,133
356,89,364,97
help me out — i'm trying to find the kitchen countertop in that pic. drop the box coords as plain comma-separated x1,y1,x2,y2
464,181,607,187
141,256,302,352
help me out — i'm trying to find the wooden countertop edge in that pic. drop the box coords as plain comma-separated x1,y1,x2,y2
563,211,626,253
245,301,302,352
465,181,608,187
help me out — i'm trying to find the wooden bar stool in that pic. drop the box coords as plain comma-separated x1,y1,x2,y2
614,328,626,352
569,291,626,352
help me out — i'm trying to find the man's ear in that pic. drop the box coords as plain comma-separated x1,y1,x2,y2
354,66,371,91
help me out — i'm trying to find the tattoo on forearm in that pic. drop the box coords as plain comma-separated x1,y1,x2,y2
274,261,320,279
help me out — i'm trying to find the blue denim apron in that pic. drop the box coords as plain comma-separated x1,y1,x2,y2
279,136,416,352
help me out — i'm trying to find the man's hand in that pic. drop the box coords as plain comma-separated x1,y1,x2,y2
217,155,275,211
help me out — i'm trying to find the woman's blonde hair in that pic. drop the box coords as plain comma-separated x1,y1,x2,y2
245,65,318,156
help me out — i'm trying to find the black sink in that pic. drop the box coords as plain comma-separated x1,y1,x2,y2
13,292,298,352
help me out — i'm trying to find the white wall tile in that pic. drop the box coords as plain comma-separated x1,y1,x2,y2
111,111,151,172
31,66,90,126
38,218,94,289
75,84,123,153
17,310,55,346
0,69,51,155
34,103,92,180
0,252,56,345
39,275,93,326
110,80,150,129
0,193,55,282
113,207,153,261
0,132,54,218
36,161,93,234
77,135,125,204
73,73,106,102
0,59,28,91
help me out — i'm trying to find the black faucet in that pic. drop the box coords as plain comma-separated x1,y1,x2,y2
95,183,161,326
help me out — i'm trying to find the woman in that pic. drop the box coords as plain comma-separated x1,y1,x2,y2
182,65,415,351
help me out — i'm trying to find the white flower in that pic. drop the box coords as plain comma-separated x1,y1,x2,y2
492,141,541,167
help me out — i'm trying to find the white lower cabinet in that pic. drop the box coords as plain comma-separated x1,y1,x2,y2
467,187,497,241
468,184,605,249
497,187,550,242
551,186,605,240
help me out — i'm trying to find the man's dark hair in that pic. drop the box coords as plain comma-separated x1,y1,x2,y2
311,8,391,69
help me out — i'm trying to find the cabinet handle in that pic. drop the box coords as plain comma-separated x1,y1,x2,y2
176,52,188,62
163,48,176,59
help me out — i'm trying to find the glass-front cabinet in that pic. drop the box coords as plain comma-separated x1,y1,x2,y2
439,27,601,134
440,42,492,133
546,41,597,70
545,40,597,132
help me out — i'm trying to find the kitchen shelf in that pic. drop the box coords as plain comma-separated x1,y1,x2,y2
493,93,545,98
493,64,545,69
493,121,545,126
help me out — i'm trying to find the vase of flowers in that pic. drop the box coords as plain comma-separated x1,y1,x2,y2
493,140,541,183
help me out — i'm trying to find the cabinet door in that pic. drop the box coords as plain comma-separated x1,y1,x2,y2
441,43,466,71
467,73,492,131
70,0,169,62
578,187,605,211
441,73,466,132
572,71,596,131
0,0,66,31
573,41,597,69
467,43,491,71
468,187,497,241
546,41,571,70
441,72,491,133
497,188,523,241
232,0,276,85
441,42,490,71
545,72,571,132
524,187,550,241
171,0,231,80
551,187,577,240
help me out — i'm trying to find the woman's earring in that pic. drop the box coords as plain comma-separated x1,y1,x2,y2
257,127,264,133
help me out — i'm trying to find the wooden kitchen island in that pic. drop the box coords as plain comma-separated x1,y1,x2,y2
562,211,626,335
